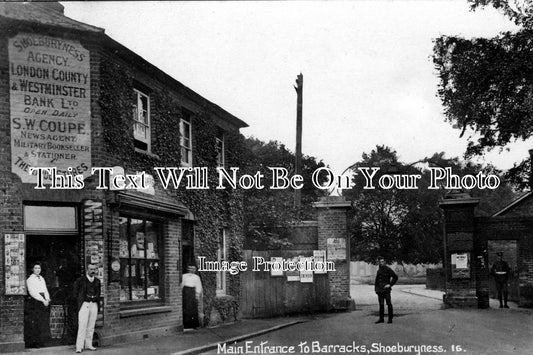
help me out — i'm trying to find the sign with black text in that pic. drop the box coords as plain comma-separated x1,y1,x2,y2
9,34,91,183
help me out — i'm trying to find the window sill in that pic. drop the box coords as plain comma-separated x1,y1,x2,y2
119,305,172,318
135,147,160,159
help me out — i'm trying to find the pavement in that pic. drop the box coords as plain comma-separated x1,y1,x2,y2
398,284,520,309
17,317,310,355
12,285,530,355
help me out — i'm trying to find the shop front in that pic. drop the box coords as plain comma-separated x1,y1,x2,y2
97,191,187,346
22,204,83,347
13,192,188,349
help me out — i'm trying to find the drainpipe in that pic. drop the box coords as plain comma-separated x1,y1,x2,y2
529,149,533,191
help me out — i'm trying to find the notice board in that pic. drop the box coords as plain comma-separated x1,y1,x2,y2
4,233,26,295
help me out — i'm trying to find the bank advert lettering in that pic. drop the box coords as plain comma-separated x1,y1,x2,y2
9,34,91,184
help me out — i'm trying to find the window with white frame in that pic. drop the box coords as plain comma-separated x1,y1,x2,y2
216,129,224,167
133,89,150,151
180,111,192,166
216,229,227,296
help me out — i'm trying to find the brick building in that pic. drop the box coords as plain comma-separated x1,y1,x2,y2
0,2,246,351
440,190,533,308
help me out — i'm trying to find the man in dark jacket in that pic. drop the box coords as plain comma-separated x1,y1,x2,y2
491,252,511,308
374,256,398,324
73,263,101,353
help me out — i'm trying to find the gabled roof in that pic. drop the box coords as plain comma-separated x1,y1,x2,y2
492,191,532,217
0,2,103,33
0,1,248,129
102,35,248,128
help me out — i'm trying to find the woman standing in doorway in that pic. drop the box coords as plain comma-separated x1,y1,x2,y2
25,261,51,348
181,265,203,329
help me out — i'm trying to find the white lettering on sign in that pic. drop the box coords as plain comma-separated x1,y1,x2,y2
9,34,91,184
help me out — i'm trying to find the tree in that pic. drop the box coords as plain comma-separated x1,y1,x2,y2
470,0,533,28
422,152,517,216
240,137,328,249
344,146,516,264
344,146,444,264
433,0,533,187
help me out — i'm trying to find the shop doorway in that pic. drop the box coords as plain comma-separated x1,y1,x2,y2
25,234,82,348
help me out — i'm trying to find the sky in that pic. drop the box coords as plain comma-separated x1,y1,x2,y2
63,0,525,175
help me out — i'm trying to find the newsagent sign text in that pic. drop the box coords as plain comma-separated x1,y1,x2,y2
9,34,91,184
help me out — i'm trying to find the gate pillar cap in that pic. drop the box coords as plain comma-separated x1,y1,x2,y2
439,190,479,208
313,196,351,209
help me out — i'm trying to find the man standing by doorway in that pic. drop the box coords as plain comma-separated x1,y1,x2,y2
374,256,398,324
73,264,101,352
491,252,511,308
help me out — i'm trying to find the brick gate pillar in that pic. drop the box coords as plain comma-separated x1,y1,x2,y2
439,191,484,308
313,196,355,311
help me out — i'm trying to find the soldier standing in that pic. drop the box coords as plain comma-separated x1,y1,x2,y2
374,256,398,324
491,252,511,308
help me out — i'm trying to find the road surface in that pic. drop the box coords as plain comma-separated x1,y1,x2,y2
201,285,532,355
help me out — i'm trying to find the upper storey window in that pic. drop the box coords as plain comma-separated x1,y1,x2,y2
180,110,192,166
216,128,224,167
133,88,150,151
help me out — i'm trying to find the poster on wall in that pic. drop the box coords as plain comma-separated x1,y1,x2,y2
270,257,284,277
326,238,346,261
4,233,26,295
9,33,91,184
313,250,327,274
451,252,470,279
286,256,300,282
299,257,314,283
85,239,104,295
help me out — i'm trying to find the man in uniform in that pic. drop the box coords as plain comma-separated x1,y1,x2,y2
374,256,398,324
491,252,511,308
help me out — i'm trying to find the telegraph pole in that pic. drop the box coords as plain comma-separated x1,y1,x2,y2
294,73,303,210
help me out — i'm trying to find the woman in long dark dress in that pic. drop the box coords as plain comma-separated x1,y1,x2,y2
181,265,203,329
25,261,51,348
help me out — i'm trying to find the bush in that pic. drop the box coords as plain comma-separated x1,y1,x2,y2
213,295,238,322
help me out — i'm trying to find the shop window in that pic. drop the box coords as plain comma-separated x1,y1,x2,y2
119,216,162,302
133,88,151,151
216,128,224,167
216,229,227,296
180,110,192,166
